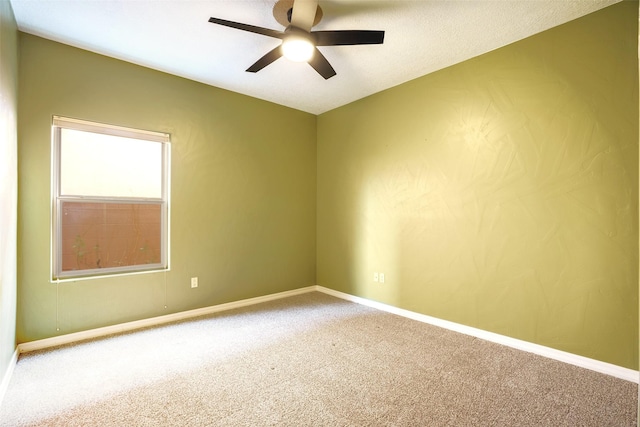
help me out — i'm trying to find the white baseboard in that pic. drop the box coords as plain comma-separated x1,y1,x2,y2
18,286,317,354
315,286,639,384
0,349,19,408
16,284,638,384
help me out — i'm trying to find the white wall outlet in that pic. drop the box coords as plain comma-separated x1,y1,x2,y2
191,277,198,288
374,272,379,282
380,273,385,283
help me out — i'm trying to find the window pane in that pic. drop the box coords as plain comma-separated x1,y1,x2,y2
60,201,162,273
60,128,162,198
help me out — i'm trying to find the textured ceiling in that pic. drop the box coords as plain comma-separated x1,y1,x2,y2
10,0,620,115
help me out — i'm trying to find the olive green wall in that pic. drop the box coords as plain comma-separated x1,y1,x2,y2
317,2,639,369
17,33,316,342
0,0,18,379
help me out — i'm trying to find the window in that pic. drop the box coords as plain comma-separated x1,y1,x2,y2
52,116,170,280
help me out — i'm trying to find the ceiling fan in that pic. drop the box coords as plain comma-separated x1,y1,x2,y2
208,0,385,80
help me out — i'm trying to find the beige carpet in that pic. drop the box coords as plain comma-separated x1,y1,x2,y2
0,292,637,426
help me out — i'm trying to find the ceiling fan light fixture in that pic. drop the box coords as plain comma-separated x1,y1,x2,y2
208,0,384,79
281,28,314,62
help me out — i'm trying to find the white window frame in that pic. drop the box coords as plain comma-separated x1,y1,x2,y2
51,116,171,281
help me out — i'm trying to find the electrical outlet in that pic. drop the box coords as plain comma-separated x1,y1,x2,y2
380,273,385,283
374,272,379,282
191,277,198,288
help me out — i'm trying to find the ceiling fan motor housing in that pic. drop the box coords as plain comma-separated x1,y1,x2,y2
273,0,323,28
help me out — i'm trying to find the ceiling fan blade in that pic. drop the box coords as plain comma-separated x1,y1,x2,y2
246,45,284,73
290,0,319,32
312,30,385,46
209,17,284,39
308,48,336,80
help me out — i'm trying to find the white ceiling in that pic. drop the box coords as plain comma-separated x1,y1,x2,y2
10,0,620,115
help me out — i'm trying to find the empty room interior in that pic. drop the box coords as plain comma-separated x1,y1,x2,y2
0,0,639,424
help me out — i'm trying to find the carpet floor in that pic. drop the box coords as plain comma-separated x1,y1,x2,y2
0,292,637,426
